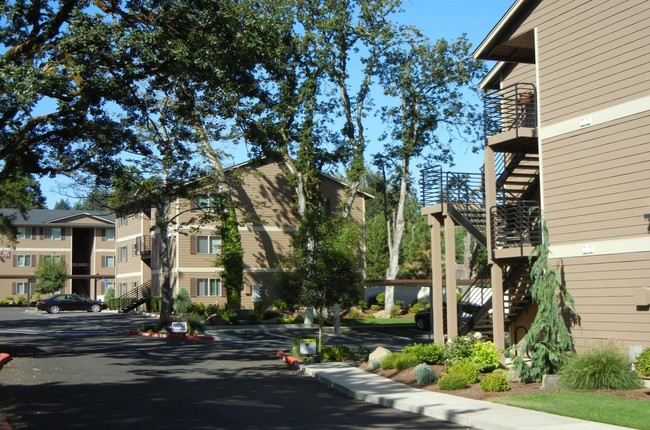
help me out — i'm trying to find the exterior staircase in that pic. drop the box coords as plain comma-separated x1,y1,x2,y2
116,281,152,313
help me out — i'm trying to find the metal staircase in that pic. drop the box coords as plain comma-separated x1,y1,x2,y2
116,281,152,313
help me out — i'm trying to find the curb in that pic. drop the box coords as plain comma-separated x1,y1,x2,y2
124,330,214,341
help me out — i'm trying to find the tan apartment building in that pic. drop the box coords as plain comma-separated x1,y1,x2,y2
116,158,370,309
0,209,116,300
421,0,650,351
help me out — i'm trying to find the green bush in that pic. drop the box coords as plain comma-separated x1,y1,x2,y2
437,372,469,390
444,334,478,366
560,341,642,390
272,299,290,312
369,358,382,370
148,296,162,313
447,360,480,384
16,296,27,305
262,308,282,320
480,373,510,392
173,288,192,315
380,352,419,371
322,345,353,362
104,287,115,303
395,300,405,309
412,363,438,384
408,301,428,314
403,343,445,364
389,307,400,318
635,348,650,377
470,341,501,372
347,308,362,319
376,293,385,306
370,304,380,311
186,315,206,335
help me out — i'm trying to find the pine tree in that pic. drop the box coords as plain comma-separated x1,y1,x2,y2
511,219,581,382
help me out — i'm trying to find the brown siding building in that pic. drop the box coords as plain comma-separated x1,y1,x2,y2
421,0,650,351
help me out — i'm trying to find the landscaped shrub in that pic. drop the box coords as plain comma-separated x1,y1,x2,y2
559,341,642,390
186,315,205,335
376,293,385,306
173,288,192,315
380,352,419,371
480,373,510,392
369,358,382,370
322,345,353,362
408,302,427,314
16,296,27,305
447,360,480,384
347,308,362,319
412,363,438,384
444,334,479,366
470,341,501,372
437,372,469,390
370,304,380,311
389,307,400,318
635,348,650,377
403,343,445,364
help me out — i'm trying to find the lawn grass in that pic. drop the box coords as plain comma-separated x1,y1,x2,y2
340,317,415,326
491,391,650,430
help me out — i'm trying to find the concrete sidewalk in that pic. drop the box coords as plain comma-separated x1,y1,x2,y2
302,362,631,430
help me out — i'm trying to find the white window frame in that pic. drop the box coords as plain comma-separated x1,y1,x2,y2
17,255,31,267
43,227,62,240
197,236,221,254
104,255,115,267
16,282,28,294
196,278,221,297
43,255,63,263
17,227,32,239
104,229,115,241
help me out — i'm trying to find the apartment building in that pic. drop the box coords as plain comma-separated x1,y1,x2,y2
115,158,370,309
0,209,116,300
421,0,650,350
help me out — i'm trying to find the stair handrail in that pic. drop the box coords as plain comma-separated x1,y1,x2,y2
115,280,152,311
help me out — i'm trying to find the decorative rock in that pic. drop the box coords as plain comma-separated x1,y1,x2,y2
540,374,560,392
369,346,392,363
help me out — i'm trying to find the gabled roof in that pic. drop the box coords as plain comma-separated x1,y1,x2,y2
472,0,538,63
0,209,115,226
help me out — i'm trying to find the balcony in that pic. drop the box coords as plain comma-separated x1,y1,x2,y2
484,83,538,153
490,200,541,260
135,235,152,258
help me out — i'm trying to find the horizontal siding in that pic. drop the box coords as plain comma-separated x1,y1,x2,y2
542,112,650,243
551,252,650,347
537,0,650,123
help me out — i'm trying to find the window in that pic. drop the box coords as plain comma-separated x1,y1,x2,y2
104,229,115,241
196,196,219,212
118,246,128,263
104,256,115,267
118,282,127,296
119,216,128,226
43,227,62,240
197,279,221,296
43,255,63,263
15,282,28,294
17,227,32,239
197,236,221,254
17,255,31,267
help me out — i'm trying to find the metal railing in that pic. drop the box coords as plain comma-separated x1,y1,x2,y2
484,82,537,137
115,280,152,313
420,166,484,208
135,235,152,256
490,200,541,251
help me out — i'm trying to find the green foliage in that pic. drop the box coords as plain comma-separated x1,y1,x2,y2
369,359,382,370
447,360,480,384
272,299,290,312
280,314,304,324
635,348,650,377
437,372,469,390
403,343,445,364
444,334,479,366
347,308,362,319
173,288,193,316
511,220,580,382
370,304,380,311
389,307,400,318
148,296,162,313
186,315,206,335
365,212,389,280
33,258,68,295
480,373,510,392
218,206,244,310
380,352,420,371
408,301,428,314
321,345,354,362
470,341,501,372
412,363,439,384
104,287,115,303
376,293,385,306
559,342,642,391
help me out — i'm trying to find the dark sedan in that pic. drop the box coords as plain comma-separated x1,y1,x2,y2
414,302,483,331
36,294,107,314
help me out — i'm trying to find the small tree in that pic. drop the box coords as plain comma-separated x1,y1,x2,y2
510,219,581,382
34,258,67,296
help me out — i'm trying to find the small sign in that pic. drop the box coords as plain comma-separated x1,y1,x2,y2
170,322,188,334
299,338,317,355
103,279,109,286
0,251,11,259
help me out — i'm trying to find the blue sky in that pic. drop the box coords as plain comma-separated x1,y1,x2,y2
40,0,514,208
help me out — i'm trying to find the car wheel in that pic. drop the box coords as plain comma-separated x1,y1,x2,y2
89,304,102,313
415,318,427,331
48,305,61,314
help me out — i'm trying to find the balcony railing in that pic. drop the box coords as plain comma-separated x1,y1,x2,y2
135,235,152,256
420,166,484,208
490,200,541,252
484,83,536,137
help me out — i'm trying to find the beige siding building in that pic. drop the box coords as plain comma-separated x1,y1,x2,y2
116,158,370,309
0,209,116,299
421,0,650,351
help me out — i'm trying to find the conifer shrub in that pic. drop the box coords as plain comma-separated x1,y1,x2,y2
412,363,438,384
480,373,510,392
635,348,650,377
560,341,642,390
437,372,469,390
403,343,445,364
